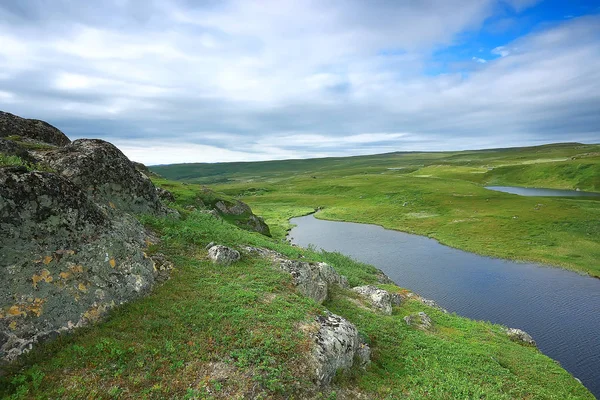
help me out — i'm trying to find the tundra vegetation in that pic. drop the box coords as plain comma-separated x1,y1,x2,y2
1,182,593,399
153,142,600,277
1,120,596,399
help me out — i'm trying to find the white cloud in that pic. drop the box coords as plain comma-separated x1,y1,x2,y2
0,2,598,164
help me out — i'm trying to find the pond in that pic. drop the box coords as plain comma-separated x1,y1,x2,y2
288,214,600,397
485,186,600,197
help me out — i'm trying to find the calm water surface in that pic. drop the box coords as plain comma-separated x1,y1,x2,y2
289,214,600,397
486,186,600,197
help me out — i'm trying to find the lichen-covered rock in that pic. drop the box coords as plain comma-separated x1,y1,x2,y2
0,111,70,146
308,312,370,386
235,214,271,237
279,260,348,304
406,293,448,313
41,139,165,215
242,246,348,304
404,312,434,331
351,285,393,315
208,245,241,265
215,200,252,216
156,187,175,203
0,167,158,363
505,328,536,346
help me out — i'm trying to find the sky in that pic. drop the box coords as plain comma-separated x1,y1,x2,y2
0,0,599,165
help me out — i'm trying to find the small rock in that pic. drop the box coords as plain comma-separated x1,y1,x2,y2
351,285,393,315
505,328,536,346
308,312,370,386
208,245,240,265
155,187,175,203
404,312,434,331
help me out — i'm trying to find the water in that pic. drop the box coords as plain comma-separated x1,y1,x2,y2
486,186,600,197
289,214,600,397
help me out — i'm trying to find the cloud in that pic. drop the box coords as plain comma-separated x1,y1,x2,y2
0,1,598,164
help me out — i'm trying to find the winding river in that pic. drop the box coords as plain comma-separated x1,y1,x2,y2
288,214,600,397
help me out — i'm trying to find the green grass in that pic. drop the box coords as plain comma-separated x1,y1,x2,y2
151,142,600,277
1,179,593,399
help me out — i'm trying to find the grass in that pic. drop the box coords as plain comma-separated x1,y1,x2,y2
0,179,593,399
151,142,600,277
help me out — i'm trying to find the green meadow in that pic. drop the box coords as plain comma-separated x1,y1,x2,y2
153,142,600,277
2,183,592,399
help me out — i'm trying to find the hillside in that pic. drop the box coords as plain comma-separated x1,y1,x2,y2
151,143,600,277
0,112,594,398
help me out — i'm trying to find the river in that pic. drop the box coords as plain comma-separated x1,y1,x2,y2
289,214,600,397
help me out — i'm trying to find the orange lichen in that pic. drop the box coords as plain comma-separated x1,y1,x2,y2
108,201,116,209
32,269,53,289
5,299,46,318
70,265,84,273
43,255,53,265
78,283,88,292
7,305,24,317
9,321,17,330
59,271,71,279
109,258,116,268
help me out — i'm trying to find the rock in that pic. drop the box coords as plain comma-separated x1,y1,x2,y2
279,260,348,304
308,312,370,386
149,253,174,283
208,245,240,265
214,200,252,216
404,312,434,331
235,214,271,237
0,167,157,363
242,246,348,304
351,285,393,315
0,111,70,146
156,187,175,203
41,139,165,215
505,328,536,346
201,209,221,219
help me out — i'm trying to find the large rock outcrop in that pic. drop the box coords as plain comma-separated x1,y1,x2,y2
41,139,166,215
307,312,370,386
0,111,70,146
0,167,157,363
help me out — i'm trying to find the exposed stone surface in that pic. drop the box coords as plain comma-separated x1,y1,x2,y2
41,139,166,215
404,312,434,331
308,312,370,386
215,200,252,216
235,214,271,237
0,111,70,146
242,246,348,304
505,328,536,346
208,245,241,265
351,285,393,315
156,187,175,203
0,167,158,363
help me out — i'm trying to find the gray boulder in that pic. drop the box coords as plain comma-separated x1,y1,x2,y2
41,139,165,215
279,260,348,304
235,214,271,237
156,187,175,203
505,328,536,346
0,167,158,363
208,245,240,265
404,312,434,331
351,285,393,315
308,312,370,386
0,111,70,146
214,200,252,216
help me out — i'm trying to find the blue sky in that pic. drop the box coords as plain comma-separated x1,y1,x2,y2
0,0,599,164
